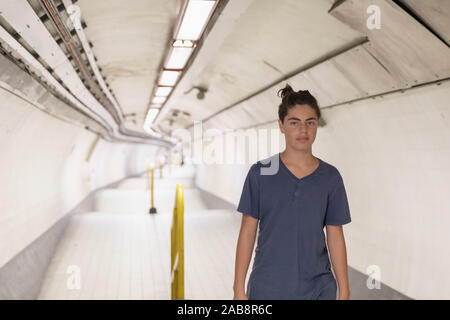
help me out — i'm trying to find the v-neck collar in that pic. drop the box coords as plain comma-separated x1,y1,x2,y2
278,152,323,182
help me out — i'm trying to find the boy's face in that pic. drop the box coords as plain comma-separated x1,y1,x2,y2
278,104,318,152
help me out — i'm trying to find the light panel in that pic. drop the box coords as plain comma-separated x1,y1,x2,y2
155,86,172,97
152,96,166,104
176,0,215,40
145,108,160,125
159,70,181,86
165,46,194,69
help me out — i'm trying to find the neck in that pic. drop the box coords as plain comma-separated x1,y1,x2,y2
280,146,315,166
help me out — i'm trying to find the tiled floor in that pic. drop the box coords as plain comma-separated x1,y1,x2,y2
38,165,251,299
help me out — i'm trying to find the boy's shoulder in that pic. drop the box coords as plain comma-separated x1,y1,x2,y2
255,153,278,168
250,153,280,176
317,158,345,187
318,158,340,176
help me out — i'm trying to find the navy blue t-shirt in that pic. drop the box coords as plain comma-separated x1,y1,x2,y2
237,152,351,299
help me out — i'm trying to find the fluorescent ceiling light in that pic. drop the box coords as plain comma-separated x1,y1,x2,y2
152,96,166,104
159,70,181,86
155,87,172,97
177,0,215,41
145,108,160,125
165,46,194,69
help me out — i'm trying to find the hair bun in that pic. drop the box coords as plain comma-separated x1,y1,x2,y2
277,84,295,99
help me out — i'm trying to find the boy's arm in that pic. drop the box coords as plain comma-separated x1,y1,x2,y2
326,225,351,300
233,213,258,299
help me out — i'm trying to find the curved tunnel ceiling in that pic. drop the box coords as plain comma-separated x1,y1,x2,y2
158,0,365,133
155,0,449,135
76,0,183,133
2,0,448,144
0,0,179,147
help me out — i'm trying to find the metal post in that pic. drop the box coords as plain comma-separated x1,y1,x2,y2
149,165,157,214
171,184,184,299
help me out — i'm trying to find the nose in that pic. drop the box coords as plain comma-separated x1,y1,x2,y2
297,122,308,132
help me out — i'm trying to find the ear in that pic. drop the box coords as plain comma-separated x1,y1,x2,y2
278,119,285,134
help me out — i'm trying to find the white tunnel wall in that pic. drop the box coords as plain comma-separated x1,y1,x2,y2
0,86,161,269
87,140,158,190
195,80,450,299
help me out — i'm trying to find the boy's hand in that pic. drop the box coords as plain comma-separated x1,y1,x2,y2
233,290,249,300
337,289,350,300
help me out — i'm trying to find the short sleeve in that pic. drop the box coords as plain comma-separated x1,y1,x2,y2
237,164,260,219
325,172,351,226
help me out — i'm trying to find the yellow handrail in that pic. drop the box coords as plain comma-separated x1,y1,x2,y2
149,164,157,214
171,183,184,299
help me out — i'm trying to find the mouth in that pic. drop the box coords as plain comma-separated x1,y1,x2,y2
296,137,309,142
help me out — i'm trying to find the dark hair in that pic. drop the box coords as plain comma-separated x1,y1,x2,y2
277,83,321,123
